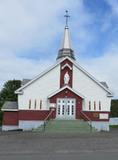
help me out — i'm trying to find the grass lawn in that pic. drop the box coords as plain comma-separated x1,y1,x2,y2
110,125,118,129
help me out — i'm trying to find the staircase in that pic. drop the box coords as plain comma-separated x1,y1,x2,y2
34,120,96,133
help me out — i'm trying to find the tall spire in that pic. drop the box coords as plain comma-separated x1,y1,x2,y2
56,10,75,60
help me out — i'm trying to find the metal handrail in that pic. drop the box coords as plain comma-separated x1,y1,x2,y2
43,109,54,131
80,111,92,132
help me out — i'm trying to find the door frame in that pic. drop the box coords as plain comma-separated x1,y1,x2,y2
56,98,76,120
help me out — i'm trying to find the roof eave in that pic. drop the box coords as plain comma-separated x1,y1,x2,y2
15,90,23,95
48,85,85,99
107,93,114,97
72,59,113,95
15,57,70,93
15,56,113,95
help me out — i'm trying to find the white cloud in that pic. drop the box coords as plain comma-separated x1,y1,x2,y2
0,51,53,89
0,0,117,99
106,0,118,16
0,0,70,52
101,0,118,32
0,0,86,88
79,43,118,98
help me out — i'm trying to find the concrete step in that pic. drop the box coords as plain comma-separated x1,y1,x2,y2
34,120,96,133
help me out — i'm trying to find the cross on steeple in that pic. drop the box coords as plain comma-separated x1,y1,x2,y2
64,10,70,27
56,10,75,61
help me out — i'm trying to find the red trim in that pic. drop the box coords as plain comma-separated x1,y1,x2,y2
50,108,56,119
3,109,56,125
3,111,18,125
2,110,110,125
82,111,110,121
19,110,50,120
60,59,73,88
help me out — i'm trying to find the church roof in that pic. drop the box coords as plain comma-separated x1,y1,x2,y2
15,57,113,96
2,101,18,111
21,79,31,86
100,82,109,89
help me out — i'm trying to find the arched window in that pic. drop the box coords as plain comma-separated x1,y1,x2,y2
94,101,96,110
40,100,42,110
89,101,91,110
99,101,101,110
34,99,37,109
29,99,31,109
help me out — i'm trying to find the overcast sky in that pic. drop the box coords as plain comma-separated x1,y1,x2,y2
0,0,118,98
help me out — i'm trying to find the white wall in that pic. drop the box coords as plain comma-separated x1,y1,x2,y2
2,125,18,131
18,65,60,110
73,65,111,111
19,120,44,131
18,60,112,112
89,121,109,131
109,118,118,125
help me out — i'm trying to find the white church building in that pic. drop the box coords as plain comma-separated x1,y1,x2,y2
2,12,113,131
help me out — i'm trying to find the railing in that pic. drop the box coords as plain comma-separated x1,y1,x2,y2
43,109,54,131
80,111,92,132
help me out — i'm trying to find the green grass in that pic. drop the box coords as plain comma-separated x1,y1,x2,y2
110,125,118,129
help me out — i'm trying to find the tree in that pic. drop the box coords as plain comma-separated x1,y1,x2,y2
0,80,21,109
110,99,118,117
0,80,21,125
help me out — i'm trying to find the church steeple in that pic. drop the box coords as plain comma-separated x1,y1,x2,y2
62,25,71,49
56,10,76,60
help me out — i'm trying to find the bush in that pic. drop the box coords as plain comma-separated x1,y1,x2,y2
110,99,118,117
0,111,3,125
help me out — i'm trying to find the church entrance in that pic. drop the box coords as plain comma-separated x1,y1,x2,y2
56,98,76,119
